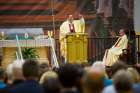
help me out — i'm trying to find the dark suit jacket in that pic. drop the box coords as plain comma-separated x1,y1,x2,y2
10,80,45,93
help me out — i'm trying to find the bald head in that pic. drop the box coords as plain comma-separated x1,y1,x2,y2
83,68,105,93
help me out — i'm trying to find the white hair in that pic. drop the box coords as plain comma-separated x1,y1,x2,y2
6,59,25,82
12,59,24,69
6,63,13,81
92,61,105,71
39,70,58,84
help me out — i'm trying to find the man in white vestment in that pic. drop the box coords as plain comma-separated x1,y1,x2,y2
59,14,85,62
103,29,128,66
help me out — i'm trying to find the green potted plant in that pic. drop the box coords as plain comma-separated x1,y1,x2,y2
21,47,39,60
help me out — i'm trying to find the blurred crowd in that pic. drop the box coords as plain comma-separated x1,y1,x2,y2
0,59,140,93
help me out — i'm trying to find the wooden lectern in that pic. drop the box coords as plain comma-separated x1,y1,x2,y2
63,33,88,64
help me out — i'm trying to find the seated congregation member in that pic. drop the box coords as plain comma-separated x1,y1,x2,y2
39,71,61,93
103,29,128,66
83,66,105,93
0,60,24,93
102,62,128,93
91,61,113,87
58,63,83,93
113,70,134,93
10,59,45,93
8,60,25,86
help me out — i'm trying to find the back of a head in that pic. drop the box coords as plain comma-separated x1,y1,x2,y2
113,70,133,93
111,61,127,77
83,68,104,93
22,59,39,79
58,63,81,88
12,60,24,80
39,70,58,84
91,61,109,79
92,61,105,73
42,77,61,93
127,67,140,83
5,60,24,84
40,71,60,93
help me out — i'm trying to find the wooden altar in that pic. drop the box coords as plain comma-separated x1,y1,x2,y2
0,39,52,69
